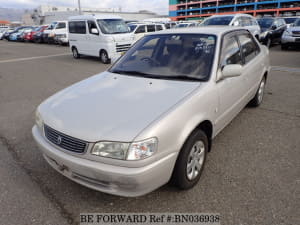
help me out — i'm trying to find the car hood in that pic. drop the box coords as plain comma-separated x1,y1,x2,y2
39,71,200,142
287,26,300,32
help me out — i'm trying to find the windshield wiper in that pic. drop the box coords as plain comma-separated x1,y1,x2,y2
112,70,204,81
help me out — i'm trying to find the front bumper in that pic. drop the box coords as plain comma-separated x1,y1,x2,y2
32,126,177,197
281,35,300,44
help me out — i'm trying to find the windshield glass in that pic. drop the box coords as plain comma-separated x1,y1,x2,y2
97,19,129,34
257,18,274,28
284,18,297,24
294,19,300,26
128,24,137,32
202,16,234,25
109,34,216,81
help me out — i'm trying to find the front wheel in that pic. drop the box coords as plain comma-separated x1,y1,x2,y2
72,47,80,59
249,77,266,107
100,50,110,64
172,130,208,190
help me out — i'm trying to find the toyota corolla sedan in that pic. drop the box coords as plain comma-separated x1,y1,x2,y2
32,27,270,197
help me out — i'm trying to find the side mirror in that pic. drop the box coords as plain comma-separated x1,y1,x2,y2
271,25,277,30
220,64,243,80
91,28,99,34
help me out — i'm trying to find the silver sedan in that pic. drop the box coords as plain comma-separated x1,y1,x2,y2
32,26,270,197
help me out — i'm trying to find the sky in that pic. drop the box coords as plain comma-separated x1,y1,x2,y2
0,0,169,15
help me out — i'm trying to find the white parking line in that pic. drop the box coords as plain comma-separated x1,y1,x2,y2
0,53,70,64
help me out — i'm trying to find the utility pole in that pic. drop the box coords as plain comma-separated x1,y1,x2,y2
78,0,82,15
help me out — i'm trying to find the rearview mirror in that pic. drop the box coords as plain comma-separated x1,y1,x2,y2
91,28,99,34
221,64,243,79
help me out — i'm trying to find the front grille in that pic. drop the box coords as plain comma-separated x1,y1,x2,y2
116,44,131,53
292,31,300,36
44,125,87,153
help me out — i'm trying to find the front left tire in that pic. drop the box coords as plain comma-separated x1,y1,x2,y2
172,129,208,190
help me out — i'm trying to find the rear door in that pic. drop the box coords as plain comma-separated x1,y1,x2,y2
69,21,87,53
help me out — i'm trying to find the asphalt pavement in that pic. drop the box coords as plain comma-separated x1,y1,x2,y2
0,41,299,225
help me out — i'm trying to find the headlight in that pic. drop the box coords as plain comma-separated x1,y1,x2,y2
283,30,292,36
260,31,269,38
35,110,43,130
91,138,158,160
91,142,130,160
127,138,158,160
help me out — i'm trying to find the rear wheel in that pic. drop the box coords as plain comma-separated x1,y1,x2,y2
172,130,208,190
249,77,266,107
72,47,80,59
100,50,110,64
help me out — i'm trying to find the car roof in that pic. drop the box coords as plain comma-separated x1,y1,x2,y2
209,13,254,18
69,14,122,21
149,26,248,36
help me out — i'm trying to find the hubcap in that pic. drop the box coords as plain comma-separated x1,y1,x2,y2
186,140,205,181
258,79,265,103
73,49,77,57
101,52,107,62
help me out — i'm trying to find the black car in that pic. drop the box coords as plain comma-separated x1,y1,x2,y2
257,17,287,47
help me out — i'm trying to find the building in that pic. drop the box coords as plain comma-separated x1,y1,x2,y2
169,0,300,21
0,20,10,27
30,5,165,25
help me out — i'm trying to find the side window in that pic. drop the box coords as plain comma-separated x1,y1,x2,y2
69,21,86,34
147,25,155,32
88,20,98,34
156,25,163,31
238,33,260,64
220,35,242,68
135,25,145,34
242,17,251,26
56,22,66,29
273,19,280,27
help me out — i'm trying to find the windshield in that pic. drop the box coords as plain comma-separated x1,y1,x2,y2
257,18,274,29
294,19,300,26
97,19,129,34
202,16,234,26
109,34,216,81
128,24,137,32
284,18,298,24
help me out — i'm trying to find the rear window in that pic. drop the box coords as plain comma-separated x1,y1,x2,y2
69,21,86,34
202,16,234,26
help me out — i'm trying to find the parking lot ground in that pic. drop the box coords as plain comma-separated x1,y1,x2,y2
0,41,299,225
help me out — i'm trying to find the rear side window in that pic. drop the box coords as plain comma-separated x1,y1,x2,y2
220,35,242,68
69,21,86,34
135,25,146,34
156,25,163,31
147,25,155,32
238,33,260,64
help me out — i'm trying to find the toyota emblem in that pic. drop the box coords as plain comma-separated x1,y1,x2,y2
57,136,62,145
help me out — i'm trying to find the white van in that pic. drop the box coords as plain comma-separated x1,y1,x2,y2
128,23,166,42
49,21,68,45
68,15,134,64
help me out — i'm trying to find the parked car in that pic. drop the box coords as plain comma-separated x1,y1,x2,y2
128,23,166,42
283,17,299,28
68,14,134,64
165,22,178,29
201,14,261,39
32,27,270,197
50,21,69,45
5,26,31,41
175,22,198,28
258,17,287,47
17,27,34,42
281,18,300,50
42,22,58,43
0,27,9,40
25,25,48,42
